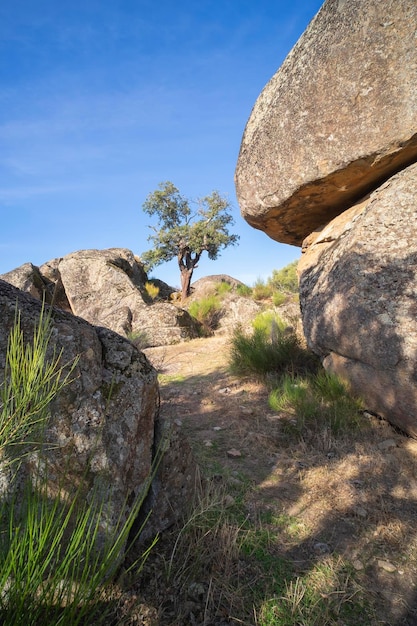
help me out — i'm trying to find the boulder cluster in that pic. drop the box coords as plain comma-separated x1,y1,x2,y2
1,247,200,347
0,250,200,550
235,0,417,436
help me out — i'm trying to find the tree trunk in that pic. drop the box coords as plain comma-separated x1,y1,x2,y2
180,268,193,302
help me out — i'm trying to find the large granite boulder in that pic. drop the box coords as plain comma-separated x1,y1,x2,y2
299,164,417,436
0,280,197,547
235,0,417,245
1,248,200,347
234,0,417,436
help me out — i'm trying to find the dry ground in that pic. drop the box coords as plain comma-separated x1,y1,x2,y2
136,335,417,626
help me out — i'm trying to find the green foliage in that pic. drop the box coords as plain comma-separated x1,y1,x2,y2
229,312,315,379
0,306,78,460
268,370,364,440
251,311,287,335
141,181,239,298
188,295,221,332
236,284,252,297
0,307,158,624
268,260,299,293
144,281,160,301
252,278,272,301
0,477,156,625
214,281,232,296
258,559,366,626
272,291,287,306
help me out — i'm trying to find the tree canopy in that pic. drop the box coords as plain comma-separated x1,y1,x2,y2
141,181,239,300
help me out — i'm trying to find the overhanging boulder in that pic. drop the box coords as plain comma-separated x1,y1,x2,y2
235,0,417,245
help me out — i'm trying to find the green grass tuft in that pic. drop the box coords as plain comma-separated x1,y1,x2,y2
188,295,221,333
229,312,317,380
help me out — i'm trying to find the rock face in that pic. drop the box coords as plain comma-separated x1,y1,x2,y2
186,275,262,334
235,0,417,246
1,248,200,347
0,279,197,547
235,0,417,435
299,164,417,436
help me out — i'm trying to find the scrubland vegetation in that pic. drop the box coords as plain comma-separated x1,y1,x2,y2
0,308,156,625
2,261,409,625
135,261,388,625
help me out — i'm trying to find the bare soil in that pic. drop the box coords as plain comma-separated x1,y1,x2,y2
139,335,417,626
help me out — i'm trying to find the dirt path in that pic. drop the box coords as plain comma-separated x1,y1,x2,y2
144,335,417,625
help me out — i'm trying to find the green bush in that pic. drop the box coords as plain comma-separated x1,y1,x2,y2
268,260,299,293
144,280,160,300
252,278,272,301
236,284,252,298
268,370,364,440
188,295,221,332
251,311,287,335
214,281,232,296
229,313,315,380
1,306,78,460
272,291,287,307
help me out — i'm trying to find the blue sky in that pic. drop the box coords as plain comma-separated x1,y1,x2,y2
0,0,323,289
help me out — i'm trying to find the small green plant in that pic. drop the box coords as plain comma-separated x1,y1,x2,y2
0,475,157,625
144,280,160,301
229,313,315,380
251,311,287,335
236,283,252,297
214,281,232,296
252,278,272,301
268,260,299,293
258,558,367,626
268,370,364,440
0,306,158,624
188,295,221,332
0,306,78,461
272,291,287,307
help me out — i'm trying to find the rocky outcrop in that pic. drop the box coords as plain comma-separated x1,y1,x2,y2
299,164,417,436
235,0,417,435
235,0,417,246
186,275,262,334
1,248,200,347
0,279,197,547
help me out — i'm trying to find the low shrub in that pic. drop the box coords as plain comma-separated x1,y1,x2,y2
268,260,299,293
268,370,364,440
144,281,160,301
188,295,221,332
272,291,287,307
214,281,232,296
252,278,272,301
229,312,316,380
236,283,252,298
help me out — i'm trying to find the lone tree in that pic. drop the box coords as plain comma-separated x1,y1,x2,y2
141,181,239,301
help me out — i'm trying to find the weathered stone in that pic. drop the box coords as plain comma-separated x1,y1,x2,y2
186,274,262,334
299,164,417,437
235,0,417,245
132,302,201,347
0,279,197,549
0,262,65,307
1,248,201,347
